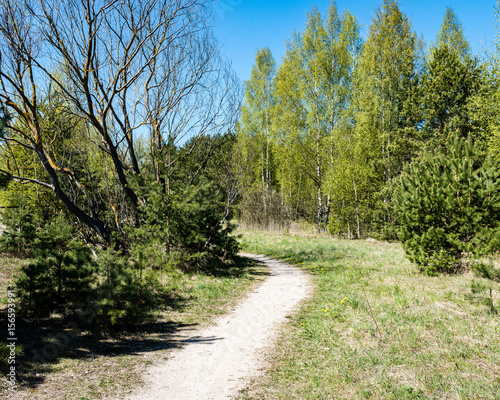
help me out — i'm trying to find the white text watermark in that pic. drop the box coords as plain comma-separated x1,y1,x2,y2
6,289,17,396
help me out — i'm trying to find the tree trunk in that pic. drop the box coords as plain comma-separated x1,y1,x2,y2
343,197,351,240
325,193,331,230
35,146,111,243
317,181,322,233
353,175,361,239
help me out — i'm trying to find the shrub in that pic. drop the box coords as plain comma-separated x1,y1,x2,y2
0,341,22,374
15,217,97,315
130,176,240,266
393,135,500,274
0,198,37,255
92,247,169,330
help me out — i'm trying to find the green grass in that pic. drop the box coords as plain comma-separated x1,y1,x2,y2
0,255,29,305
237,230,500,400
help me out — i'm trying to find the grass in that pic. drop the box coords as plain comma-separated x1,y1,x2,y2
237,230,500,400
0,253,268,399
0,255,29,303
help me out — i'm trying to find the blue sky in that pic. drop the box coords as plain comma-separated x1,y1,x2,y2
213,0,498,82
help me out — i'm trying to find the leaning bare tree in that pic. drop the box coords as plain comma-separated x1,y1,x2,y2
0,0,240,243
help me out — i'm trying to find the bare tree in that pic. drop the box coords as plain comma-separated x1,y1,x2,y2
0,0,240,243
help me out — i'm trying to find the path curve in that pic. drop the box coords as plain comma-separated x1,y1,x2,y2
125,253,312,400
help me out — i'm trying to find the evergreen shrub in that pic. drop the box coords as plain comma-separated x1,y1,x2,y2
393,135,500,274
0,198,37,255
15,217,97,315
92,247,169,329
131,175,240,267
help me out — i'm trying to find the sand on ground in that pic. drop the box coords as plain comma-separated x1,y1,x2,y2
124,253,312,400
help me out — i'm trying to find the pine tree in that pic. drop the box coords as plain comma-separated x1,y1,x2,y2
0,197,37,254
393,135,500,274
420,9,482,146
16,217,97,315
420,45,483,144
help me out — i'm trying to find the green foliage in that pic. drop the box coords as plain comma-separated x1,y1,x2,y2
239,3,364,230
93,248,167,329
238,47,277,227
0,93,96,232
434,7,471,59
92,140,243,328
420,44,483,143
393,135,500,274
15,217,97,315
0,341,22,374
0,197,37,255
469,258,500,313
3,128,241,328
473,261,500,283
131,174,239,266
476,6,500,162
352,0,422,237
12,217,171,328
467,278,498,314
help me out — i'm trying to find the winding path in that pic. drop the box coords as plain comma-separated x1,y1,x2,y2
125,253,312,400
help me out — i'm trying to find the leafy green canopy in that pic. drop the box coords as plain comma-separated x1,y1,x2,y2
268,3,362,231
238,47,278,227
352,0,422,237
393,135,500,274
420,44,483,144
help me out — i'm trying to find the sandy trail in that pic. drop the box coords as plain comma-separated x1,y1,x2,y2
125,253,311,400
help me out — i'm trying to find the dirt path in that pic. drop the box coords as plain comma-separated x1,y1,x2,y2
124,253,312,400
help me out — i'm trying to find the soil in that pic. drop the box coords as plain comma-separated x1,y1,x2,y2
121,253,312,400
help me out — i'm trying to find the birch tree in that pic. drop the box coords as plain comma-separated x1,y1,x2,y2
323,7,362,236
239,47,276,221
272,37,314,223
353,0,421,235
273,2,361,232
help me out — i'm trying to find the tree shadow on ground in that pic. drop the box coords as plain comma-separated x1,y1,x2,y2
0,301,197,389
201,254,270,278
0,254,268,390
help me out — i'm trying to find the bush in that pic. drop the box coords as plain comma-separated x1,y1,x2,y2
393,135,500,274
91,247,169,330
0,341,22,374
130,175,240,266
15,217,97,315
0,198,37,255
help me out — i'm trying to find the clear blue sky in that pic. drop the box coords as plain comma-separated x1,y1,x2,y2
213,0,498,82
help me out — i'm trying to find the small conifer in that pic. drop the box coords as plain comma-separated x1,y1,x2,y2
393,135,500,274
